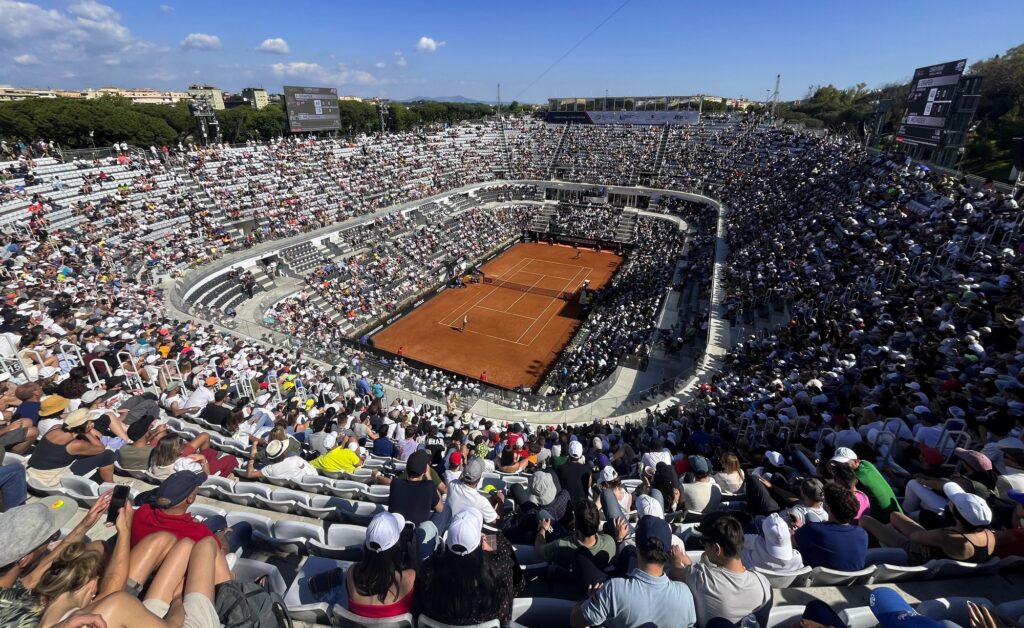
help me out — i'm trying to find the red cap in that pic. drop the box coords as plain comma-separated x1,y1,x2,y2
917,443,944,466
450,452,463,466
259,381,269,389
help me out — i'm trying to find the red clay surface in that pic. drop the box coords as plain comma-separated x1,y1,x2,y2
372,243,622,389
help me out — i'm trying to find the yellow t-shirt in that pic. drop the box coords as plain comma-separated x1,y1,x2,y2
311,447,361,473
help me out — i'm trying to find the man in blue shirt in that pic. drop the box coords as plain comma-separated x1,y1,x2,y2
794,483,868,571
571,516,696,628
355,372,371,397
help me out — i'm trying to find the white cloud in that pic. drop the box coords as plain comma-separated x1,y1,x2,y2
13,53,38,64
0,0,165,66
394,51,407,67
159,4,173,12
180,32,221,51
256,37,289,54
270,61,381,85
374,61,385,69
415,36,444,53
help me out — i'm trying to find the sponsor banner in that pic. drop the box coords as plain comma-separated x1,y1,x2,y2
386,312,404,325
586,111,701,125
414,298,425,307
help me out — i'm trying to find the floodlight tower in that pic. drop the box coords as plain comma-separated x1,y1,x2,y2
771,74,781,120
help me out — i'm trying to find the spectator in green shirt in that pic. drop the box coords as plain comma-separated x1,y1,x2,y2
831,447,902,520
534,499,616,587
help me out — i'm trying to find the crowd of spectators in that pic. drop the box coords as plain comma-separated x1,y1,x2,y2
548,202,627,241
0,116,1023,627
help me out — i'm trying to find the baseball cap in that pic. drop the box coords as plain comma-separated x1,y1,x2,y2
636,515,673,551
449,452,463,467
953,447,992,472
598,465,618,485
635,494,665,520
365,512,406,553
689,455,711,475
831,447,858,463
568,440,584,459
205,376,219,386
446,508,483,556
1007,491,1024,506
154,471,207,508
765,451,785,466
943,482,992,526
81,389,105,404
462,458,485,484
406,450,430,477
761,513,795,560
63,408,91,428
0,497,77,569
869,587,947,628
265,439,288,460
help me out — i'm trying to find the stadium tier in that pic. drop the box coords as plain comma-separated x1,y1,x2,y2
1,113,1023,627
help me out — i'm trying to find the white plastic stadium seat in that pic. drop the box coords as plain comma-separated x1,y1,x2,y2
231,558,289,597
332,604,414,628
752,565,811,588
225,511,275,538
797,565,875,587
361,485,391,504
254,520,325,555
334,498,388,526
307,524,367,560
766,605,806,628
509,597,576,628
418,615,500,628
839,606,877,628
924,557,1000,579
283,556,352,625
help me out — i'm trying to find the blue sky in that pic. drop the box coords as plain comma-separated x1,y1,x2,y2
1,0,1022,102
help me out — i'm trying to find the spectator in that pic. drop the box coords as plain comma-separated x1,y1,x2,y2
242,438,317,483
794,484,868,571
27,408,115,485
860,482,995,564
672,513,771,628
311,438,364,474
345,512,416,620
416,508,524,627
572,515,696,628
535,499,616,582
741,513,804,574
444,457,501,524
832,445,902,520
680,455,721,514
713,452,745,495
557,441,592,506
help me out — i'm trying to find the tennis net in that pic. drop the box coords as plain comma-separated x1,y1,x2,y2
481,276,576,300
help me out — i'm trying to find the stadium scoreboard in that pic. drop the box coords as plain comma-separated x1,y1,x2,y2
284,86,341,133
896,59,966,148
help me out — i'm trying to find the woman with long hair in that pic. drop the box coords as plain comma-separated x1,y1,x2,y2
416,509,524,627
345,512,415,619
714,452,746,494
27,409,115,485
148,432,238,480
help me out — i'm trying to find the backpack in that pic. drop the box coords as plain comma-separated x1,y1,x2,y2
214,580,292,628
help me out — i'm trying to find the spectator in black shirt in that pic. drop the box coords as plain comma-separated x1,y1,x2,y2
198,389,231,427
556,440,592,508
389,450,442,527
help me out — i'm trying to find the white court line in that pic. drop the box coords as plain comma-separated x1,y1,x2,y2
515,266,586,344
433,322,530,346
521,267,595,347
437,257,530,327
473,305,538,320
523,256,604,273
501,273,547,313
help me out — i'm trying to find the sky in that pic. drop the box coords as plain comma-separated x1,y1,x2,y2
1,0,1023,103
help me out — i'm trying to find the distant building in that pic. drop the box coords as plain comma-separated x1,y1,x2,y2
241,87,269,110
188,84,225,110
338,95,362,102
0,85,190,104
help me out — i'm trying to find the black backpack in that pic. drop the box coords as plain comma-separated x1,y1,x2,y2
214,580,292,628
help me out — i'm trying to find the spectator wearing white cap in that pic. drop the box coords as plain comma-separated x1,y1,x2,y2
741,513,804,574
830,446,902,520
861,482,995,564
344,512,416,620
416,508,524,627
556,440,592,506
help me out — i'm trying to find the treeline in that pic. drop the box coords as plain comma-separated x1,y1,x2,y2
0,95,502,148
757,42,1024,179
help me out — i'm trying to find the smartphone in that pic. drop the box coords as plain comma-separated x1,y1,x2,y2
106,485,130,524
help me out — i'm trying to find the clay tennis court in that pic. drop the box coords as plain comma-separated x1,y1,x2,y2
372,242,622,389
